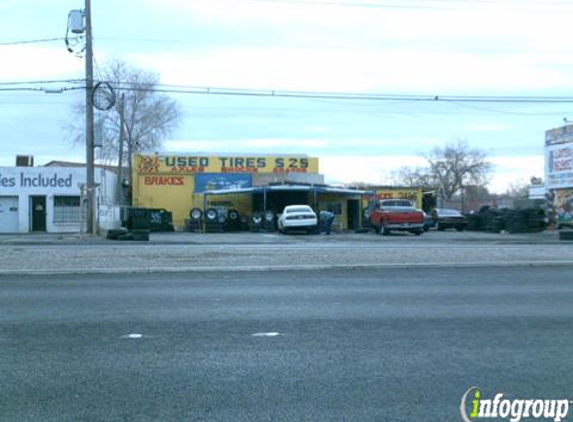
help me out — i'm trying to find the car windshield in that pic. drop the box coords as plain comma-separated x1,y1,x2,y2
438,209,462,216
286,207,312,213
381,200,412,207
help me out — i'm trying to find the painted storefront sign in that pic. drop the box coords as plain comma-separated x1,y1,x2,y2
135,155,319,175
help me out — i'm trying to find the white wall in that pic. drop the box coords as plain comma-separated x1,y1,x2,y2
0,167,118,233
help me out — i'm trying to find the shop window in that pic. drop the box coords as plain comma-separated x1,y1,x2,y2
53,196,82,224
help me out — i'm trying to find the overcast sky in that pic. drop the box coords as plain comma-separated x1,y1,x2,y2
2,0,573,192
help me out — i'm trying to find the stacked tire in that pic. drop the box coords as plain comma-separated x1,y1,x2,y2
186,208,203,232
261,210,276,232
106,227,149,241
225,209,242,232
204,208,225,233
250,212,263,232
505,208,546,233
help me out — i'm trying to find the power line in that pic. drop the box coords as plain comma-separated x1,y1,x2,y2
3,78,573,105
111,83,573,104
0,36,81,46
0,79,84,86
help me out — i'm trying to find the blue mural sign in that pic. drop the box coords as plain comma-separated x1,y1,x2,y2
194,173,252,193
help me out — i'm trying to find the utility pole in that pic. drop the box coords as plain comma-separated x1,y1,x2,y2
85,0,95,234
116,93,125,204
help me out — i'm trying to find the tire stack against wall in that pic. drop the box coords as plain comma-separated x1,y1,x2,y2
250,212,263,232
504,208,547,233
204,208,225,233
186,208,203,232
466,206,546,234
107,208,150,241
261,210,277,232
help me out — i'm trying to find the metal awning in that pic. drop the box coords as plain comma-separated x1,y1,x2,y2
200,185,373,196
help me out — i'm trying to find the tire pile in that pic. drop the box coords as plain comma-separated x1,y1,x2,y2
107,208,151,241
250,210,277,232
186,208,247,233
466,206,546,234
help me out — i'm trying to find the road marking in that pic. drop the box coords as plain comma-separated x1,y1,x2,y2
121,333,143,339
251,332,280,337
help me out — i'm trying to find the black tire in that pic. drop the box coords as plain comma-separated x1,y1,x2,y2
252,212,263,225
117,233,134,241
382,226,390,236
205,208,218,222
412,230,423,236
228,209,240,221
189,208,202,221
374,225,381,234
106,228,128,240
264,210,275,223
456,226,465,231
131,229,150,236
437,224,445,231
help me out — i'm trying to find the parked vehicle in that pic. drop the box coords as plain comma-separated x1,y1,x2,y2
369,199,424,235
430,208,468,231
277,205,318,234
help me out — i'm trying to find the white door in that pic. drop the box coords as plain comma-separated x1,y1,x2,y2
0,196,19,233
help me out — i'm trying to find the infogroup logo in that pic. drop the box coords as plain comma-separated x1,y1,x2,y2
460,387,571,422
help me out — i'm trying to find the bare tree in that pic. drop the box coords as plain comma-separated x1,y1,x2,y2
69,59,181,179
425,140,492,201
390,140,492,207
389,166,434,188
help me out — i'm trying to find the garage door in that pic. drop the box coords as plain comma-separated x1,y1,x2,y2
0,196,19,233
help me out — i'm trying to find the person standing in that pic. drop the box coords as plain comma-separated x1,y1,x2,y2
319,210,335,235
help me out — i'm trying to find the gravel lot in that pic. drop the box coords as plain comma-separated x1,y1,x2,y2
1,230,572,275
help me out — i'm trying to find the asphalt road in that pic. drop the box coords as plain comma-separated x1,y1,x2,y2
1,266,573,422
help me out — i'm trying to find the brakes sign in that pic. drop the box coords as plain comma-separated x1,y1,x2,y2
144,176,185,186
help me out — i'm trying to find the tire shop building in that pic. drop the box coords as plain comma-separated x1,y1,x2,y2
0,162,117,233
545,124,573,228
131,153,369,231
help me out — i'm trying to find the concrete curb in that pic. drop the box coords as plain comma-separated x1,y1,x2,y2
2,260,573,276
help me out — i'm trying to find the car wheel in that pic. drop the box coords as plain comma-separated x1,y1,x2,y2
382,226,390,235
456,226,465,231
374,225,381,234
437,224,445,231
413,229,423,236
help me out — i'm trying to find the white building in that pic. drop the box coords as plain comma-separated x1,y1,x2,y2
0,166,117,233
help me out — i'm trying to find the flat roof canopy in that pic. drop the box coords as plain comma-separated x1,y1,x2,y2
200,185,373,196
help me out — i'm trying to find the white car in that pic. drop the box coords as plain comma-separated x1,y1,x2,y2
277,205,318,234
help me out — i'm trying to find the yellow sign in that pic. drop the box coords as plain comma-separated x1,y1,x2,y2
135,154,319,175
364,187,423,209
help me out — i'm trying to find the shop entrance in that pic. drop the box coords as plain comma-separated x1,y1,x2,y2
30,195,47,232
253,190,310,214
347,199,360,230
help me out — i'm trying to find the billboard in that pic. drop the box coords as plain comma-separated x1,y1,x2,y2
545,124,573,146
135,154,319,175
555,188,573,227
545,136,573,189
